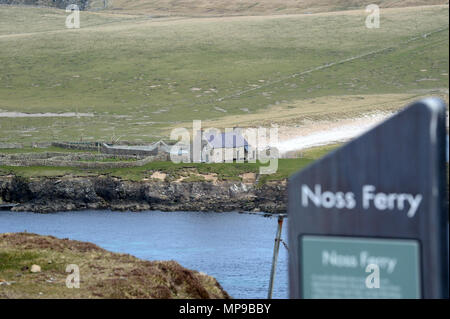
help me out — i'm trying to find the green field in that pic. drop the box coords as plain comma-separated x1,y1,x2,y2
0,4,448,144
0,143,341,182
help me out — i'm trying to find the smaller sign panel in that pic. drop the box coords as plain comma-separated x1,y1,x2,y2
300,236,421,299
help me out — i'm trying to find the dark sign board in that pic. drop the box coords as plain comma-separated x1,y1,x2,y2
288,98,448,299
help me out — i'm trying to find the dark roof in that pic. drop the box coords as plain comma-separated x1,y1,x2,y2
205,131,248,149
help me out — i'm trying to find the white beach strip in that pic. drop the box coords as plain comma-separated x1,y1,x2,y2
0,112,94,118
274,113,392,154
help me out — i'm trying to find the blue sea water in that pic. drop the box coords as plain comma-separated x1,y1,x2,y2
0,210,289,299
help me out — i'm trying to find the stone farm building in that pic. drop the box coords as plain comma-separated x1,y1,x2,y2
200,130,253,163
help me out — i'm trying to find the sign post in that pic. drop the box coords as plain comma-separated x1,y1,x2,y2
288,98,448,299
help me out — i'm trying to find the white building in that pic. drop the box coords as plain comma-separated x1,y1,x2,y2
201,130,251,163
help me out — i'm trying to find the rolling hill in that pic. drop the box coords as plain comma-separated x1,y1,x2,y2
102,0,449,16
1,0,448,15
0,4,448,144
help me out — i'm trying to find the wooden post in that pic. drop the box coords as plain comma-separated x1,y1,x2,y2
268,214,286,299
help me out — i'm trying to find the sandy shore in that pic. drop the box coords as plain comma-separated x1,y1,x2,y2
274,110,449,154
273,112,394,154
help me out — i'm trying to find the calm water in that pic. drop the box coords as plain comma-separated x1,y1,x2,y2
0,210,288,299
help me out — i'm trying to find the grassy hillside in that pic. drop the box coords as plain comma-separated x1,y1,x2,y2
104,0,448,16
0,232,230,298
3,0,447,16
0,5,448,144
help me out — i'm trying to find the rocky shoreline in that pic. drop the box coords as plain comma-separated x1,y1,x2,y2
0,175,287,214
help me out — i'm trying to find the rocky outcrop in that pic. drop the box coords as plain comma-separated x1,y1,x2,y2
0,175,287,214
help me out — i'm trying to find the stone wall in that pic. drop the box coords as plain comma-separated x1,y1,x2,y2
51,142,101,151
0,152,158,169
0,0,89,10
102,146,158,157
0,143,23,149
51,142,171,160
